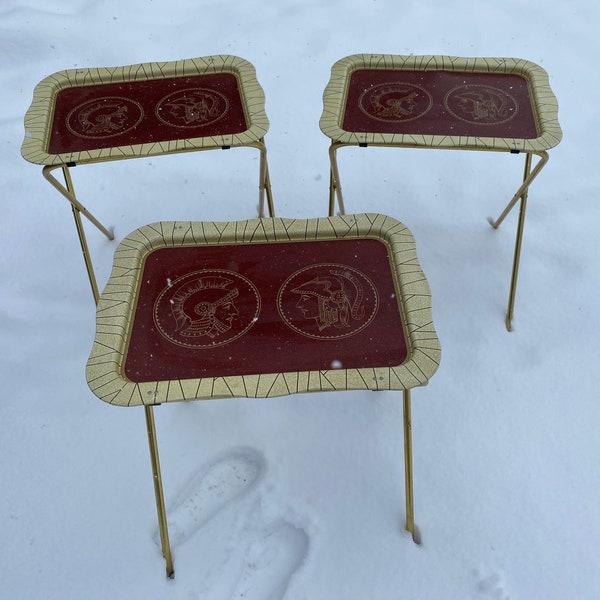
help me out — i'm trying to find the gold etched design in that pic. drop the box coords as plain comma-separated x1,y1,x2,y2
277,263,378,339
22,56,270,165
153,269,260,348
155,88,230,128
444,84,518,125
66,96,144,139
359,82,433,123
319,55,562,152
86,215,441,405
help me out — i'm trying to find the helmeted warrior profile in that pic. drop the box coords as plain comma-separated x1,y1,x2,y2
162,89,224,125
452,87,513,122
77,101,129,135
370,85,419,118
291,269,365,331
170,275,239,339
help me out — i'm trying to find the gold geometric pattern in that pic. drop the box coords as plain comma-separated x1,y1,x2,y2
86,214,441,407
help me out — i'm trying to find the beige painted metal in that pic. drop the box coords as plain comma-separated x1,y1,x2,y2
320,54,562,330
86,213,441,574
22,55,274,302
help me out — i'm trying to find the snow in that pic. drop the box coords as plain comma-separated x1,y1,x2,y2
2,1,599,598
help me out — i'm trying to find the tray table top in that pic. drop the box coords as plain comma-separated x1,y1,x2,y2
86,214,440,406
22,55,269,166
320,54,562,153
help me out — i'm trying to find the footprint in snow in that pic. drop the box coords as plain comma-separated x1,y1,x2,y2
158,447,266,548
474,569,510,600
230,519,309,600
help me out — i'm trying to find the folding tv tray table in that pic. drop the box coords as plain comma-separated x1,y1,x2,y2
320,54,562,330
21,55,274,304
86,213,441,577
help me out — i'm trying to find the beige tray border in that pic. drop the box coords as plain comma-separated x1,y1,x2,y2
86,213,441,407
320,54,562,152
22,55,269,166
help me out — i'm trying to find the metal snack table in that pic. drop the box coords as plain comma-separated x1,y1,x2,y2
320,54,562,329
86,213,441,577
21,55,274,303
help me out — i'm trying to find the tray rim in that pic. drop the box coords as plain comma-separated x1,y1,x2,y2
21,54,269,166
319,54,562,152
86,213,441,407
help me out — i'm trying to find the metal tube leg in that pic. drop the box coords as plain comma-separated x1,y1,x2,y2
71,204,101,304
263,157,275,218
61,167,101,304
144,405,174,578
329,143,346,216
403,389,416,542
328,167,336,217
256,139,275,218
42,164,114,239
505,152,533,331
491,151,548,230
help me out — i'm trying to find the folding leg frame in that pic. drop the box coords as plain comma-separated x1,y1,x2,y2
490,151,547,331
142,385,419,578
143,390,419,578
43,165,113,304
42,139,274,304
327,143,550,330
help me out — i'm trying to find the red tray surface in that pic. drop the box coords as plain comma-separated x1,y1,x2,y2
342,69,538,139
125,238,408,382
48,73,247,154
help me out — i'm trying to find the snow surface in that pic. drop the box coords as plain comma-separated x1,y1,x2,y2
2,1,599,598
